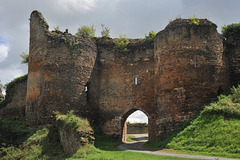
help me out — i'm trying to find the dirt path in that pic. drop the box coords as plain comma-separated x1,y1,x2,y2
117,134,239,160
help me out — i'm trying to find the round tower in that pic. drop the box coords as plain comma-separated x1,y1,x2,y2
26,11,98,126
153,18,229,138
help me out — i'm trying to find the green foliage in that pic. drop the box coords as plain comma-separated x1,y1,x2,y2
55,110,92,133
76,25,96,38
0,119,66,160
126,135,135,142
101,24,110,38
0,117,36,148
0,74,28,108
221,23,240,37
20,51,29,64
114,34,130,53
54,25,60,32
145,30,156,42
189,16,199,26
68,37,79,54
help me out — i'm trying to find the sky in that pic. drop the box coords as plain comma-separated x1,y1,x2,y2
0,0,240,123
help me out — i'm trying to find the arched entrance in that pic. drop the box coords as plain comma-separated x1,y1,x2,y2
121,108,149,142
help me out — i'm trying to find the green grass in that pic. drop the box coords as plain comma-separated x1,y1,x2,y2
126,135,136,142
0,117,199,160
55,110,92,134
147,86,240,159
73,131,200,160
0,125,66,160
0,117,36,147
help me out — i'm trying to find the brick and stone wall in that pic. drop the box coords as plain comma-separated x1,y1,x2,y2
0,76,27,118
153,19,230,139
25,11,237,140
26,11,98,126
224,31,240,87
96,38,156,139
127,123,148,134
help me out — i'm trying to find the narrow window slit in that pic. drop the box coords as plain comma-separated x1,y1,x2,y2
134,77,138,85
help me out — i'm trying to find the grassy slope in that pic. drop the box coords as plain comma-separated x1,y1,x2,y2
147,86,240,158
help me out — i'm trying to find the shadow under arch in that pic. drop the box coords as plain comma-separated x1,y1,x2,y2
121,107,149,142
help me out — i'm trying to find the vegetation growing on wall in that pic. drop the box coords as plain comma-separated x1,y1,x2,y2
189,16,199,26
101,24,110,38
222,23,240,37
0,74,27,108
20,52,29,64
114,34,130,53
145,30,156,42
68,37,79,54
54,25,60,32
76,25,96,38
55,110,93,135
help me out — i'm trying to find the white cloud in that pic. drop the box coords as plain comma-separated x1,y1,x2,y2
0,64,24,85
127,110,148,123
0,44,8,63
57,0,98,13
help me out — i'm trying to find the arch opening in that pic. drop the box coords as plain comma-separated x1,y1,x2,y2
122,109,148,142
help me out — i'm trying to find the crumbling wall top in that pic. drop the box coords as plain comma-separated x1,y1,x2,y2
30,10,49,32
165,18,217,31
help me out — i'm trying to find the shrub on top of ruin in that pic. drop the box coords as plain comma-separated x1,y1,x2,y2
54,25,60,32
145,30,156,42
55,110,93,134
189,16,199,26
20,51,29,64
221,23,240,37
114,34,130,53
101,24,110,38
76,25,96,38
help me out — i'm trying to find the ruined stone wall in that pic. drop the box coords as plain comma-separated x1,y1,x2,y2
224,32,240,87
153,19,230,138
96,38,156,139
127,124,148,134
26,10,236,140
0,75,27,118
26,11,98,126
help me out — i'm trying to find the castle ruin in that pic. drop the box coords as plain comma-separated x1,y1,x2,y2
2,10,240,141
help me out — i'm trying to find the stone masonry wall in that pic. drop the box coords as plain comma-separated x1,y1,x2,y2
96,38,156,139
0,76,27,118
153,19,230,138
26,11,98,126
224,31,240,87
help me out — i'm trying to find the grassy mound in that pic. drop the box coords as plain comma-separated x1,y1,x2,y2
148,86,240,158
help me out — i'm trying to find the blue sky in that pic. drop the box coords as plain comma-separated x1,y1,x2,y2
0,0,240,122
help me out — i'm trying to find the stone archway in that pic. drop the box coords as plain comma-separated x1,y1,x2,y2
121,108,149,142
